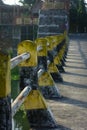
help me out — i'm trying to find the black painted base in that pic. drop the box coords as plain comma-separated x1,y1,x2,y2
0,95,12,130
39,86,61,99
61,59,66,66
27,109,58,128
57,65,65,73
50,72,63,83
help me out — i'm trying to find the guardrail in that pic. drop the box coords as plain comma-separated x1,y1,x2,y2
11,52,30,69
0,31,68,129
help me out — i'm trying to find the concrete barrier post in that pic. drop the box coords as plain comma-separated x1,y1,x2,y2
46,36,63,82
17,40,58,128
35,38,61,98
0,51,12,130
53,35,66,72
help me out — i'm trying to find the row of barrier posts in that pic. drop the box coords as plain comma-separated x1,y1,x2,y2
0,31,68,129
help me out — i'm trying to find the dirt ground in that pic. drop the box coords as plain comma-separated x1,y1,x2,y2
46,34,87,130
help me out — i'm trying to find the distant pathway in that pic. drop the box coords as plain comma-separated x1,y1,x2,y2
47,34,87,130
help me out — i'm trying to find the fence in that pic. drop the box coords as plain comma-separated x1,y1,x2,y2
0,31,68,129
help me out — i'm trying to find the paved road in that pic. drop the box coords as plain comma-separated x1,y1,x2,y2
32,34,87,130
46,34,87,130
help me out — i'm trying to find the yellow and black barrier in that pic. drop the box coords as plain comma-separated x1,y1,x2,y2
0,51,12,129
47,33,67,73
35,38,61,98
53,35,65,68
0,31,68,129
56,31,68,67
63,31,69,60
17,40,58,128
45,36,64,80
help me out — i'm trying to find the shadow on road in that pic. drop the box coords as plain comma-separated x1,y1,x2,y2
64,71,87,77
50,96,87,109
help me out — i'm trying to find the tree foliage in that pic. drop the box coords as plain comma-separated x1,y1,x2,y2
78,0,87,32
69,0,87,33
19,0,40,6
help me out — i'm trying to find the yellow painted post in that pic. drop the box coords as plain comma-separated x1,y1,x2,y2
45,36,63,82
17,40,57,128
57,34,66,67
52,34,66,73
35,38,61,98
35,38,47,71
63,30,69,60
0,51,12,130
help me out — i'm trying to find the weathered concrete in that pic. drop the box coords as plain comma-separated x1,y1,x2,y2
33,34,87,130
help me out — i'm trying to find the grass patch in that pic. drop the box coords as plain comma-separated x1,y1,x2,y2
11,66,20,80
14,105,30,130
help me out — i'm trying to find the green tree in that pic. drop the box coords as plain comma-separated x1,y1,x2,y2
78,0,87,32
19,0,40,7
69,0,87,33
69,0,79,32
